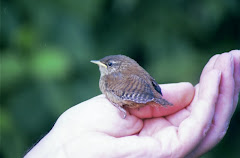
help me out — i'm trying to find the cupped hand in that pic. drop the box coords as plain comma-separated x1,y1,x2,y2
25,50,240,158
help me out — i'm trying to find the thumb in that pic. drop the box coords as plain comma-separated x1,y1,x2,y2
56,95,143,137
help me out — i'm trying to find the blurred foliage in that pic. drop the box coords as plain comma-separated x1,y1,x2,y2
0,0,240,157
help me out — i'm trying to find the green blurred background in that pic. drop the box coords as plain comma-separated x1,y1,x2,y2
0,0,240,157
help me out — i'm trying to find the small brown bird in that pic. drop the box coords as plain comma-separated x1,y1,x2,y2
91,55,172,118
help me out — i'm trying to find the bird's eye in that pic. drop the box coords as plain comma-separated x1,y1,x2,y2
108,62,113,67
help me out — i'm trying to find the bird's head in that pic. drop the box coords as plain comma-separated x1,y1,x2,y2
91,55,139,77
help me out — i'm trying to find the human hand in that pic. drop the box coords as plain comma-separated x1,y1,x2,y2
25,50,239,158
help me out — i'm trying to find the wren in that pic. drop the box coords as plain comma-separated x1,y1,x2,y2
91,55,172,118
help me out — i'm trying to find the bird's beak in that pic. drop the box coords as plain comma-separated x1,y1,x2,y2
90,60,107,68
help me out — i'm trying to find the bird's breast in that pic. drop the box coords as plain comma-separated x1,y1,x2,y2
99,76,107,94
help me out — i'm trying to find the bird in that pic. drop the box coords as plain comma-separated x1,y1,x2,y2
91,55,172,118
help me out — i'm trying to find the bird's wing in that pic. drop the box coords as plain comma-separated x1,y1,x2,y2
150,77,162,96
107,74,155,103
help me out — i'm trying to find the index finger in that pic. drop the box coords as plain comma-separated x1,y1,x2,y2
128,82,194,118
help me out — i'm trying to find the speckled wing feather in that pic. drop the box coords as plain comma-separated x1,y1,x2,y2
106,74,155,103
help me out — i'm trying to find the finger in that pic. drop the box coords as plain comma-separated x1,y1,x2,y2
186,84,199,111
189,53,235,157
200,54,219,81
211,53,234,135
165,108,191,127
128,82,194,118
187,54,219,112
229,50,240,109
56,95,143,138
177,69,221,157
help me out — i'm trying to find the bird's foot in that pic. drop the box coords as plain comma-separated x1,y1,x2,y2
112,103,127,119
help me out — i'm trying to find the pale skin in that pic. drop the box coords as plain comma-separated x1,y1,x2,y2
25,50,240,158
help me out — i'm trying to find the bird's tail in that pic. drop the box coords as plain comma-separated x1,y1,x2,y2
154,97,173,106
